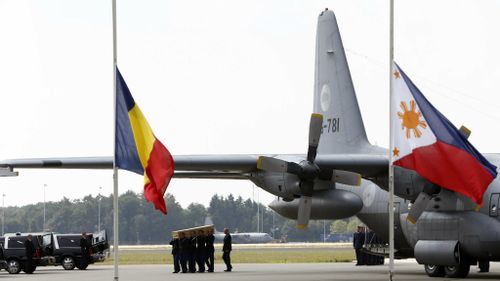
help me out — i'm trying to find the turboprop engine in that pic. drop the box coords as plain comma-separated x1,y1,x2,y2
268,188,363,220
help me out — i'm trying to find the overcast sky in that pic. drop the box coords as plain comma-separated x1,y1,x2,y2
0,0,498,210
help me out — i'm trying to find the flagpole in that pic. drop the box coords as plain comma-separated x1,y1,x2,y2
112,0,119,280
388,0,395,280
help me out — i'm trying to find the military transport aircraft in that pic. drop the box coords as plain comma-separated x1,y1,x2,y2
213,231,273,244
203,217,274,244
1,8,499,279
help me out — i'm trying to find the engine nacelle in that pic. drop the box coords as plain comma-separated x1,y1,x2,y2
268,189,363,220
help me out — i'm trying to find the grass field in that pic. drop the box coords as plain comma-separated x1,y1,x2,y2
101,244,355,265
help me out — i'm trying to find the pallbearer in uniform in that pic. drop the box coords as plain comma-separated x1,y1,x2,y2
169,233,180,273
222,228,232,272
195,230,206,272
179,232,188,273
205,228,215,272
188,231,197,273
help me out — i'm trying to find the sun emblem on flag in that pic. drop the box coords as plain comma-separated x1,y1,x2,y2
397,100,427,139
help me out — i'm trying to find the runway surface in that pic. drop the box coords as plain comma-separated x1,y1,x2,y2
2,261,500,281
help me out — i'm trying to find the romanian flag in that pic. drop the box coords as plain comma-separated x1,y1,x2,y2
115,67,174,214
391,63,497,205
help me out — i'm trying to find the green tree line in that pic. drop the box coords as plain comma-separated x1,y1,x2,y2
1,191,360,244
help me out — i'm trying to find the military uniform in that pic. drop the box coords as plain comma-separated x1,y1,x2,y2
205,233,215,272
169,238,180,273
353,230,365,265
195,234,206,272
80,235,91,269
222,233,232,271
188,236,197,273
24,238,35,274
179,237,189,273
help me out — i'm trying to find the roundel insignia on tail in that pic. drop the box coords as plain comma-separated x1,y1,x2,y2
320,84,331,112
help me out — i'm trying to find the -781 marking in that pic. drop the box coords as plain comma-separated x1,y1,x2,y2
322,118,340,133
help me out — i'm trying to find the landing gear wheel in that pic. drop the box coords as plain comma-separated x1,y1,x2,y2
424,264,445,277
62,256,76,270
445,263,470,278
6,260,21,274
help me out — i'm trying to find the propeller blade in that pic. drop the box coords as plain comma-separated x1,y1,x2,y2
334,170,362,186
257,156,288,173
297,195,312,229
307,113,324,162
407,192,432,224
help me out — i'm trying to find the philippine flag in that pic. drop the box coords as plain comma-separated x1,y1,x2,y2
391,63,497,205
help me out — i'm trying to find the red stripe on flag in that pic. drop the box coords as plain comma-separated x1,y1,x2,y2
144,139,175,214
394,141,493,205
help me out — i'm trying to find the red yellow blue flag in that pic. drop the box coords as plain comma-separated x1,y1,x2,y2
115,67,174,214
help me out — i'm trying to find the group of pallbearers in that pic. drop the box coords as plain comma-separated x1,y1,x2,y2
169,225,232,273
353,226,384,266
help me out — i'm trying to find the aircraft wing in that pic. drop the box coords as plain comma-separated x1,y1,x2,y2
0,154,388,178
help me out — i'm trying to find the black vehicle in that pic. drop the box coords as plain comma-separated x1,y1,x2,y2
1,230,108,273
0,244,6,271
1,232,55,274
53,230,109,270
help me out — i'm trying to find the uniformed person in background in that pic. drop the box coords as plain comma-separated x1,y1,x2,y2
188,231,197,273
353,226,365,265
222,228,232,272
80,232,91,269
24,234,35,274
169,234,180,273
195,230,206,272
179,232,189,273
205,228,215,272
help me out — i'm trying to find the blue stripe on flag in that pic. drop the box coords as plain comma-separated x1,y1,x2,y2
115,67,144,175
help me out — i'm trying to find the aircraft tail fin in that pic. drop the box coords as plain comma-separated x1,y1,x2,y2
313,9,372,154
204,216,220,233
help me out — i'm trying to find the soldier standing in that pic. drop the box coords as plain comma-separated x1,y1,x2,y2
353,226,365,265
205,229,215,272
80,232,91,269
24,234,35,274
169,234,180,273
222,228,232,272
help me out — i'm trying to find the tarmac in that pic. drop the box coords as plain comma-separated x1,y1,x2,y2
2,261,500,281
